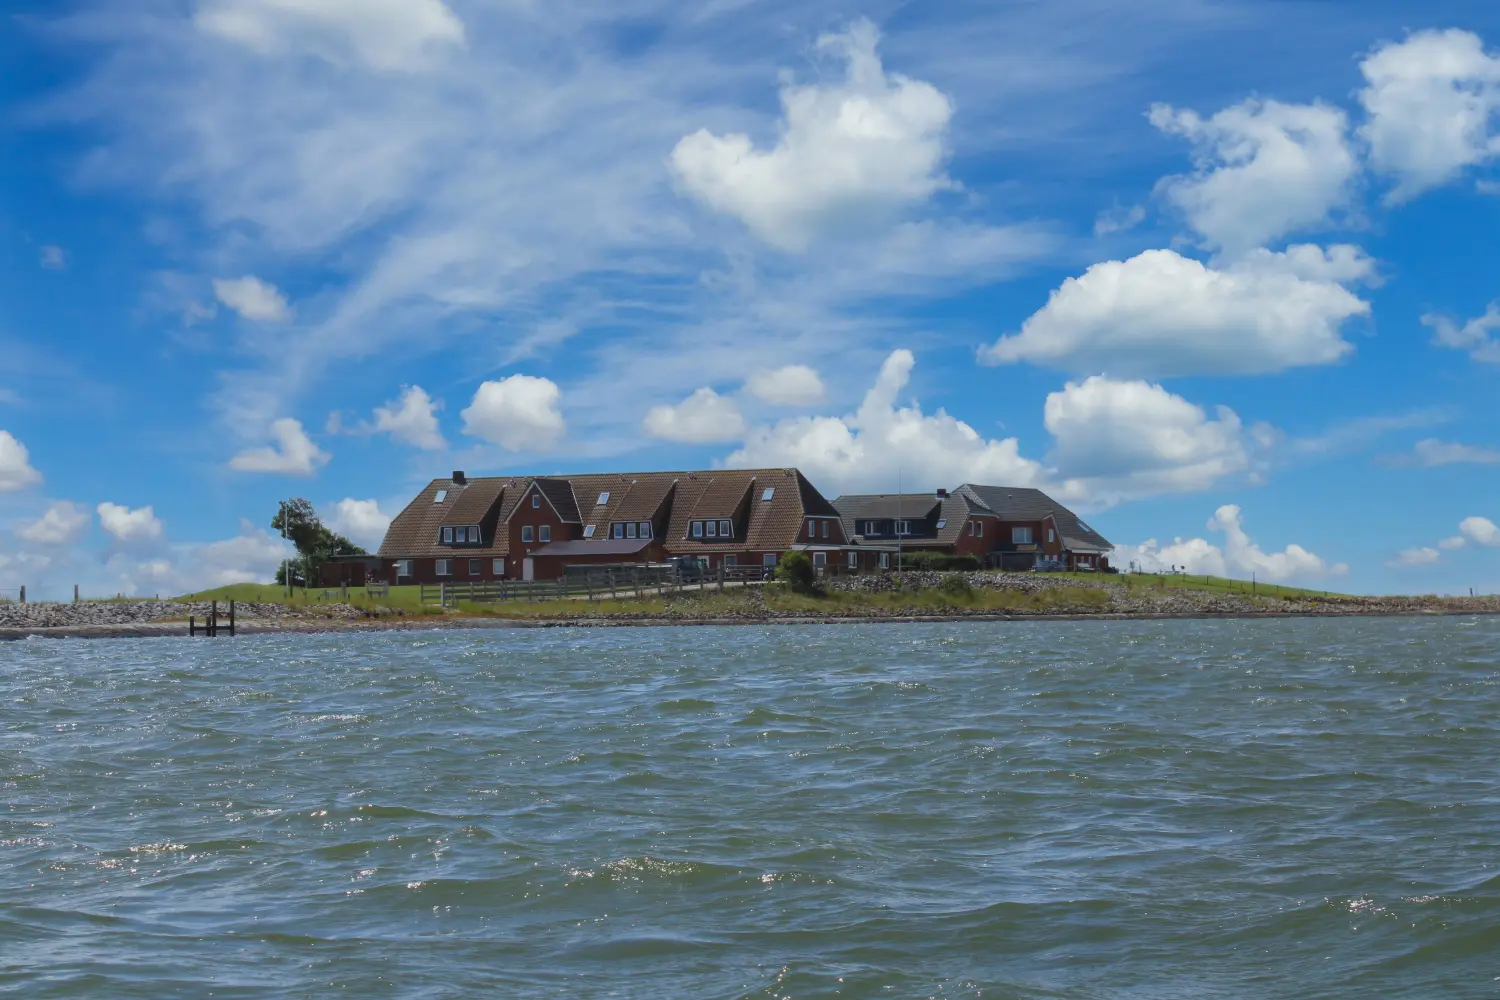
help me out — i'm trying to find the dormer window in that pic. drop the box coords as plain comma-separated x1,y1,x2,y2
896,520,911,535
612,523,624,539
627,522,638,539
719,520,731,538
640,522,653,538
441,526,454,544
706,521,718,538
691,521,703,538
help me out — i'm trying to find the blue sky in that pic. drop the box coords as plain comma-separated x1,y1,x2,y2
2,0,1499,598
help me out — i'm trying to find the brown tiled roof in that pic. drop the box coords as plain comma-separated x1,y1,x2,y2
379,468,837,559
442,479,505,527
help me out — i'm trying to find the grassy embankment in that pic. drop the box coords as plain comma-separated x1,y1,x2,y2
1048,571,1350,600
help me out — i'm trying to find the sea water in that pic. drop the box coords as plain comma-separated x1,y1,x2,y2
2,617,1498,998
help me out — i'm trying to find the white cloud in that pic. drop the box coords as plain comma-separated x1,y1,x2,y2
39,245,67,269
745,365,826,407
97,502,165,545
1408,438,1500,466
728,349,1044,496
116,527,294,596
643,388,747,444
324,498,391,551
371,385,445,450
213,276,292,323
981,245,1373,377
1093,203,1145,237
1119,505,1339,581
1043,376,1261,501
670,19,953,252
1358,29,1500,202
195,0,466,72
1388,546,1442,568
16,502,90,546
0,431,42,491
1151,98,1356,256
1423,304,1500,364
228,418,330,474
1459,516,1500,547
461,375,565,452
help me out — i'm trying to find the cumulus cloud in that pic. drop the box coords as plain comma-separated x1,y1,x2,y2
670,19,953,251
1093,203,1146,237
981,244,1374,378
97,502,165,545
195,0,466,72
1459,516,1500,547
1423,304,1500,364
728,349,1043,495
643,388,747,444
16,502,90,546
1388,546,1442,568
114,527,294,596
0,431,43,491
229,418,330,475
745,365,826,406
1044,376,1264,501
1118,505,1341,580
1151,98,1356,256
371,385,445,450
213,275,292,322
324,498,392,551
1359,29,1500,202
461,375,565,451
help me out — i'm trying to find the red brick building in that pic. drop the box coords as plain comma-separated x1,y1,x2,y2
375,468,869,583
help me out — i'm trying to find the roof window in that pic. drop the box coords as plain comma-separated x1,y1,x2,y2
761,487,775,502
584,525,596,538
936,520,947,529
597,492,610,505
434,490,448,503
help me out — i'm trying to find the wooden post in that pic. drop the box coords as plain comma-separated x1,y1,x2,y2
18,585,23,604
73,584,79,605
209,600,218,637
229,600,236,637
440,581,446,608
190,616,196,636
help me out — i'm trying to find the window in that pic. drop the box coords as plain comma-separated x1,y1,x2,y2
442,526,454,544
821,521,829,539
434,490,447,503
532,494,540,509
706,521,718,538
396,559,413,578
1012,527,1033,544
436,558,452,577
762,553,778,567
540,525,552,542
596,492,610,505
691,521,703,538
896,520,911,535
813,552,826,568
725,555,737,567
640,522,652,539
879,552,890,569
806,518,815,537
584,525,596,538
469,559,481,576
1048,528,1056,544
938,520,948,530
847,551,858,569
966,521,973,536
493,558,506,575
761,488,775,502
627,522,638,539
522,525,534,543
719,519,731,538
976,521,984,537
613,523,624,539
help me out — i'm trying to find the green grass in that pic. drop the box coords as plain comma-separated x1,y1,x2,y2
1033,571,1351,600
762,582,1110,615
453,597,669,617
173,582,430,613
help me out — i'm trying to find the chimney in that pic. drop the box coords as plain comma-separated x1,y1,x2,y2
936,488,948,498
452,470,467,485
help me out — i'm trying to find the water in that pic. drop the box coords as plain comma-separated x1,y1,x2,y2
3,618,1499,999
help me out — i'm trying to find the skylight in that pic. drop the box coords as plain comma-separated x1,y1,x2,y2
596,492,610,505
434,490,448,503
761,487,775,502
936,520,947,529
583,525,596,538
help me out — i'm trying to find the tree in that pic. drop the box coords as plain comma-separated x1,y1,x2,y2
271,498,366,588
774,550,820,595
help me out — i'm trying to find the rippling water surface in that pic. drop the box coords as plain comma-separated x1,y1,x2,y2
3,618,1499,998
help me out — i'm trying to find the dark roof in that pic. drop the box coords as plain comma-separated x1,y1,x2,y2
957,484,1112,550
852,495,942,520
832,492,979,545
442,479,505,526
530,538,654,558
536,478,581,523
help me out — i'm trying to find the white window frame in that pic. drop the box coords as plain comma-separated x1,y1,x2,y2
521,525,534,543
719,519,731,538
976,521,984,538
492,558,506,575
532,494,541,509
761,488,775,502
847,551,858,569
596,492,610,506
626,522,638,539
762,553,777,567
1048,528,1056,544
612,523,624,539
812,551,827,568
706,521,718,538
691,521,703,538
821,521,829,539
1012,526,1033,545
540,525,552,542
433,490,447,504
896,520,911,535
583,525,596,538
435,558,452,577
442,526,454,544
396,559,413,578
879,552,890,569
640,522,652,539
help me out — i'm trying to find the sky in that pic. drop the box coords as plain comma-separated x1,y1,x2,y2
2,0,1499,599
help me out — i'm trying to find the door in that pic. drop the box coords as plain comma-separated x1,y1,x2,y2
523,557,535,582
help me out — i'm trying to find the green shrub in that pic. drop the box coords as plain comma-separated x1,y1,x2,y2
936,575,974,600
774,551,820,595
899,552,982,572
